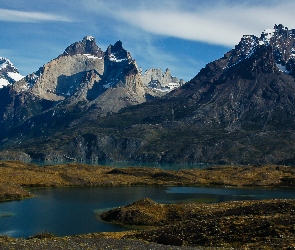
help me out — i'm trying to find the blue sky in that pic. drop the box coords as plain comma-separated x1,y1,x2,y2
1,0,295,81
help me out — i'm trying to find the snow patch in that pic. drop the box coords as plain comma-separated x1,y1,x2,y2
7,72,23,81
83,54,102,59
276,63,291,74
261,28,275,44
153,87,170,93
166,82,179,90
85,36,94,41
108,53,127,62
0,57,16,71
0,78,10,88
0,62,8,70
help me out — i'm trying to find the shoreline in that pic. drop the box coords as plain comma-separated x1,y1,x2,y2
1,160,295,249
1,161,295,202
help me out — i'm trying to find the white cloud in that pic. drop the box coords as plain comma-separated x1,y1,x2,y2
81,0,295,47
116,2,295,47
0,8,73,23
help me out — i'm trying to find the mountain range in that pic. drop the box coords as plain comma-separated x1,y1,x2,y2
0,37,183,135
1,24,295,165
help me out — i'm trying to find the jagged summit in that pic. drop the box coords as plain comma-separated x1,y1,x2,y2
62,36,104,58
141,68,184,93
105,40,132,62
226,24,295,74
0,57,16,72
0,36,183,136
172,24,295,133
0,57,23,87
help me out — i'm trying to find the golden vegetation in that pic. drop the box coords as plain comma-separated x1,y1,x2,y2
0,161,295,201
1,161,295,248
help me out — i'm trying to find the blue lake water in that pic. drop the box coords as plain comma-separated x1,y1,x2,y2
0,186,295,238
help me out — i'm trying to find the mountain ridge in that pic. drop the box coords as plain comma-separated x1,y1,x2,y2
0,37,183,136
1,25,295,165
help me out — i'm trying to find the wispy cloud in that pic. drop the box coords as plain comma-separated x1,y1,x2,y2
81,0,295,47
0,8,73,23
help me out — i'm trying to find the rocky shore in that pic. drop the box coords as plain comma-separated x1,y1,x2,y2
0,161,295,249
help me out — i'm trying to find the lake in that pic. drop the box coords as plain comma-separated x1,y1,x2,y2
0,186,295,238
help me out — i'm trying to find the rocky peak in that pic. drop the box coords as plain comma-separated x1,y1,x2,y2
141,68,184,94
0,57,17,73
180,24,295,132
226,24,295,75
62,36,104,58
222,45,277,81
105,40,132,62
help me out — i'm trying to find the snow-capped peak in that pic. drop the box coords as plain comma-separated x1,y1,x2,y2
0,57,14,71
226,25,295,74
0,57,24,88
85,36,94,41
0,61,9,70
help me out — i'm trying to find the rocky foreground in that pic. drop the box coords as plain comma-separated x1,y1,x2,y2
101,198,295,249
0,161,295,249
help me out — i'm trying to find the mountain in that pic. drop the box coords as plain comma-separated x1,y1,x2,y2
2,24,295,165
167,24,295,131
0,37,183,137
0,57,23,87
141,68,185,94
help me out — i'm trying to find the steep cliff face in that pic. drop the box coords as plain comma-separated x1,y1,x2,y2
89,39,148,110
14,54,104,101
